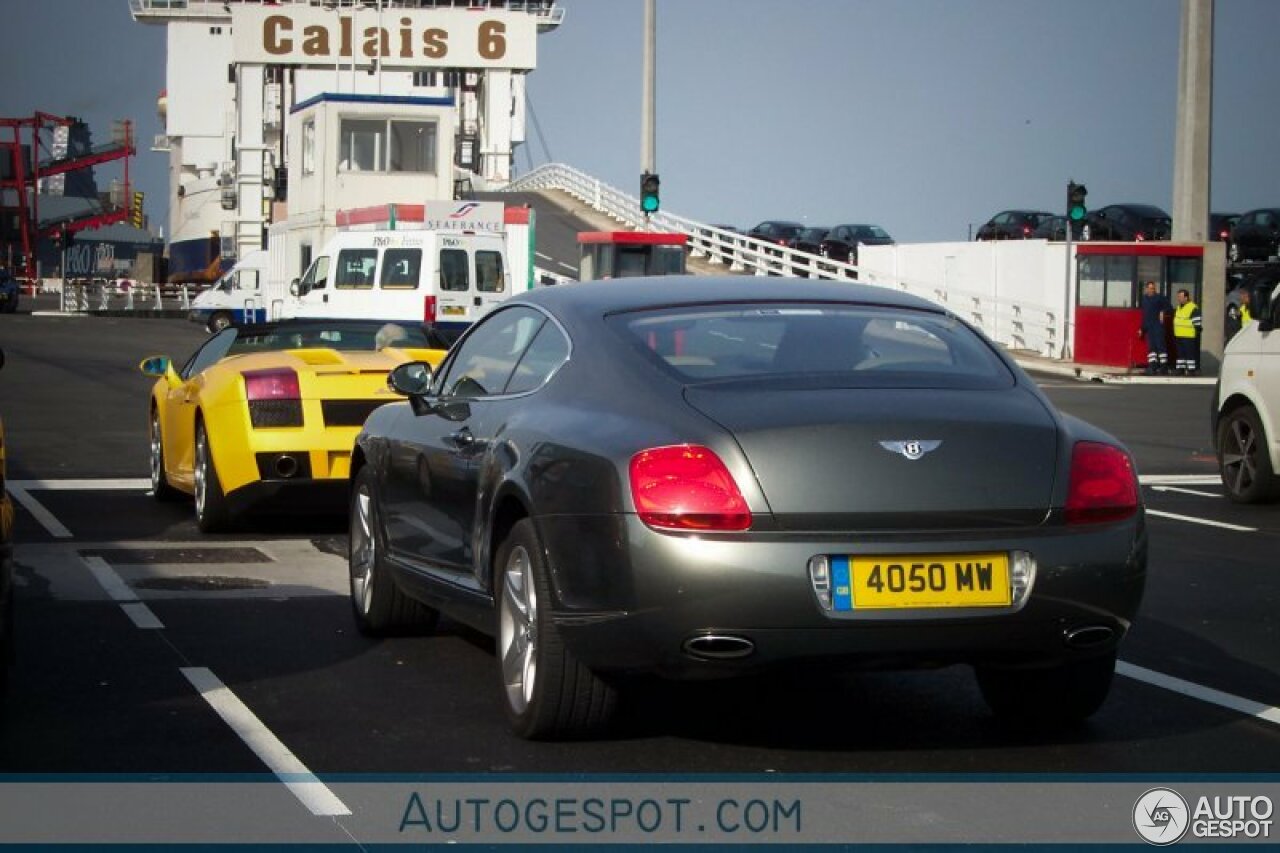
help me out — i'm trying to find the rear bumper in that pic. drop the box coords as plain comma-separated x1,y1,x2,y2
535,513,1147,679
225,477,348,517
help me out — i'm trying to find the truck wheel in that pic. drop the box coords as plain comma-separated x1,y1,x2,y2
207,311,233,333
1218,406,1278,504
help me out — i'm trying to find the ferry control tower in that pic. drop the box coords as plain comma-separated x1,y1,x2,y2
129,0,562,283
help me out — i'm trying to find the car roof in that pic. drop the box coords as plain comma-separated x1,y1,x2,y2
1104,204,1170,218
514,276,946,320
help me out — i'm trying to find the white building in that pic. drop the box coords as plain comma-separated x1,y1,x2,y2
129,0,561,282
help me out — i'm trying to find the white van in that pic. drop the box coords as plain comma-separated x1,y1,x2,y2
1214,277,1280,503
289,230,510,336
188,250,271,332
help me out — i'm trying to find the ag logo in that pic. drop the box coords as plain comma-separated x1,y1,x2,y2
878,440,941,461
1133,788,1190,845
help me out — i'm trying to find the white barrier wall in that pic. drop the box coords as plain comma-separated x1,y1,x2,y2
858,241,1071,355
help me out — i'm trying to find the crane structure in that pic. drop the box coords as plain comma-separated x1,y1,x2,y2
0,112,136,282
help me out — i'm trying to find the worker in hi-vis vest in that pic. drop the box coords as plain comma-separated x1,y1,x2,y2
1173,288,1203,376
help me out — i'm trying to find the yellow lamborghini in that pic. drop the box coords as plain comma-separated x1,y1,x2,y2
140,319,448,532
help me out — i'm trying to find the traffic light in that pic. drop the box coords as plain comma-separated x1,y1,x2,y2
1068,182,1088,222
132,191,145,228
640,172,660,214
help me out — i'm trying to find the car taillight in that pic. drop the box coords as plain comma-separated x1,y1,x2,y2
1135,232,1146,241
244,368,300,401
1065,441,1138,525
629,444,752,532
424,295,437,323
1219,230,1229,240
1022,226,1032,236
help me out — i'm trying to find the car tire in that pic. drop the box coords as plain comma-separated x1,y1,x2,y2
496,518,617,739
149,409,182,502
1217,406,1278,504
193,420,232,532
975,652,1116,726
207,311,233,333
348,465,439,636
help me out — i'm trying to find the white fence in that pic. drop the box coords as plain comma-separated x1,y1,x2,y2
504,163,1066,356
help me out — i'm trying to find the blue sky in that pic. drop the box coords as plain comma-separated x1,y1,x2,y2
3,0,1278,242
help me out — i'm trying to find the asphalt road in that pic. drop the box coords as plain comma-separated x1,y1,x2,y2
1,309,1278,837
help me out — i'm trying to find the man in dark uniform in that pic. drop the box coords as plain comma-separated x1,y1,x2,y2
1138,280,1173,375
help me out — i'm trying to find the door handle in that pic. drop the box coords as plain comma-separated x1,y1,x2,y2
473,296,482,307
446,427,474,448
323,293,329,303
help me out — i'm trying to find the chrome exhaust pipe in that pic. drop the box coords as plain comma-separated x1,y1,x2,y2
1064,625,1115,649
682,634,755,660
274,454,299,479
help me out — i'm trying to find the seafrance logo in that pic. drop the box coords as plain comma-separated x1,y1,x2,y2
878,440,941,461
1133,788,1190,846
449,203,481,219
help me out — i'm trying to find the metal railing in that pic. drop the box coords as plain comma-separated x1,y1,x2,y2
504,163,1062,356
58,279,204,314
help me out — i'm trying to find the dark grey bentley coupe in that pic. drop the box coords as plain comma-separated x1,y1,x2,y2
348,277,1146,739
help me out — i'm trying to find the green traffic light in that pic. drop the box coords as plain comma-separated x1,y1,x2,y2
1069,205,1087,221
641,194,660,213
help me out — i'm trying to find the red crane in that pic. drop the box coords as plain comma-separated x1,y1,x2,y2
0,112,135,283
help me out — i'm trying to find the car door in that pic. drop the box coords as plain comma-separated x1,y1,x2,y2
293,255,331,317
474,246,508,319
436,238,475,325
164,329,239,489
382,305,549,581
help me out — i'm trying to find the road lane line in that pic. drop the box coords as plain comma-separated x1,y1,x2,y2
556,261,578,272
120,602,165,630
81,555,139,603
181,667,352,817
10,478,151,491
1117,661,1280,728
8,486,72,538
535,251,553,260
1139,474,1220,486
1145,509,1256,532
1150,486,1222,498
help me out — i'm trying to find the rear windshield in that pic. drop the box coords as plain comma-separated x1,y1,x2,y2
609,303,1014,390
226,322,440,354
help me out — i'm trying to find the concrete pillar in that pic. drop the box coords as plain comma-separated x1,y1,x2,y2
1200,240,1226,375
1171,0,1213,242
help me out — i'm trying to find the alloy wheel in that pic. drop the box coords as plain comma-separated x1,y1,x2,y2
499,544,538,716
194,429,208,518
350,486,376,616
150,414,163,492
1223,416,1258,496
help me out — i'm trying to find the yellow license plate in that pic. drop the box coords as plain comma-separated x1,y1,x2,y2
834,553,1011,610
441,305,466,316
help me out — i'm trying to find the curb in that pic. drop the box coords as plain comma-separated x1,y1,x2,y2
29,309,190,320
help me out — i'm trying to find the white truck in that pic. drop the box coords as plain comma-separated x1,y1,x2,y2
187,250,271,332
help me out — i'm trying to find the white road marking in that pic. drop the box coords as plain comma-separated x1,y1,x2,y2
10,478,151,490
1145,509,1256,532
557,261,578,272
535,251,553,260
1118,661,1280,728
1139,474,1220,486
1150,486,1222,498
7,486,72,538
81,555,139,603
120,602,165,630
181,667,352,817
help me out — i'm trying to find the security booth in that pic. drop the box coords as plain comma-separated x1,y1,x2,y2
577,231,687,281
1073,243,1205,369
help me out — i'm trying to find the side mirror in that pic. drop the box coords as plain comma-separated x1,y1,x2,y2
387,361,434,397
289,279,301,297
139,355,171,378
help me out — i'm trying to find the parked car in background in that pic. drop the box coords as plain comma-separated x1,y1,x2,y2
0,269,18,314
349,277,1146,739
0,348,12,696
746,221,806,248
1033,215,1069,241
975,210,1053,241
1210,212,1239,243
140,319,449,532
790,226,830,255
1082,204,1172,242
1228,208,1280,263
820,224,895,265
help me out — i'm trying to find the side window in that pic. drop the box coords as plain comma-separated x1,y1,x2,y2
440,249,470,292
504,321,570,394
993,213,1011,225
438,307,546,398
181,328,238,380
335,249,377,289
380,248,421,290
300,256,329,291
476,250,505,293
